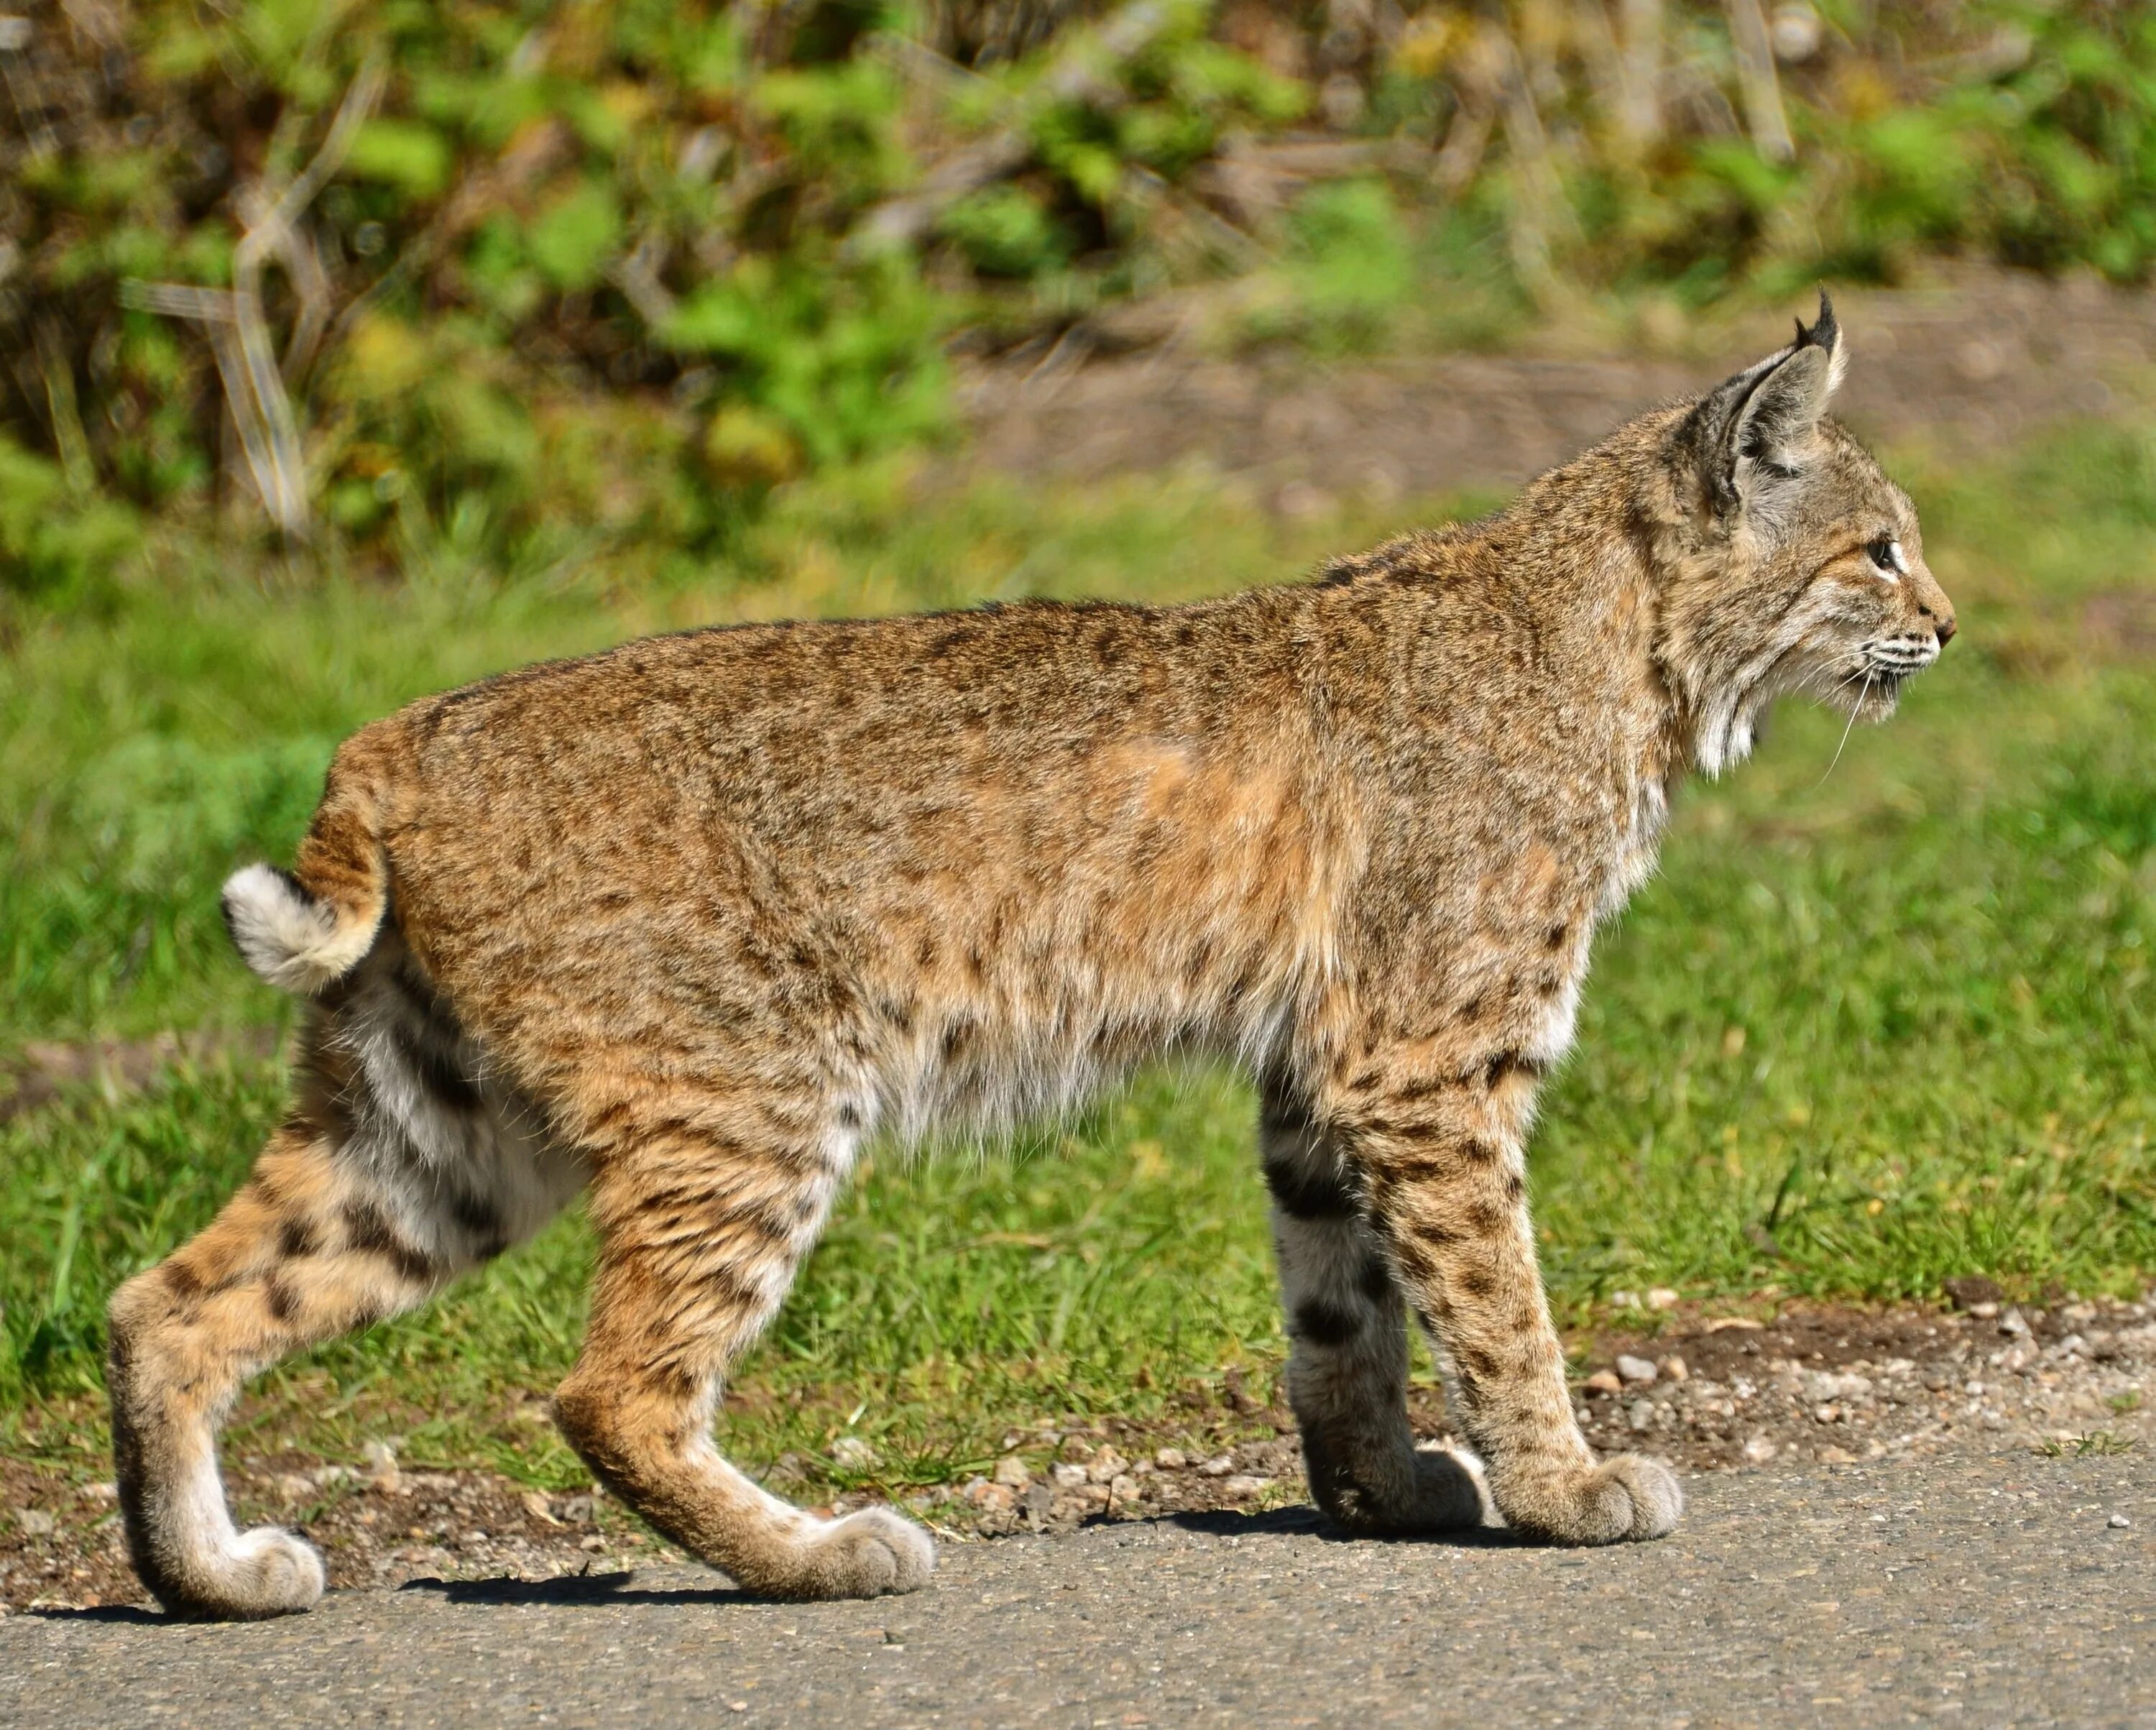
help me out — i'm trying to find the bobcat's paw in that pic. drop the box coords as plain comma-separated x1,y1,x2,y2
778,1507,937,1599
1384,1445,1491,1535
1497,1454,1682,1545
161,1527,326,1620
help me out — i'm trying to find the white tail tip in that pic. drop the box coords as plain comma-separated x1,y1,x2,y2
220,863,374,995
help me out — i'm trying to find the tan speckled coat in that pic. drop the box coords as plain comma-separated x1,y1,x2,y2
109,299,1955,1616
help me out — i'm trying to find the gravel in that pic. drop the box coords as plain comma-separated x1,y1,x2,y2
1572,1294,2156,1473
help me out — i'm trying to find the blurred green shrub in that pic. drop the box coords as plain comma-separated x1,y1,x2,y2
1,1,2153,581
0,434,142,604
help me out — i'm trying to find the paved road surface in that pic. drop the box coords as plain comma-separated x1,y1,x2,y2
5,1451,2152,1727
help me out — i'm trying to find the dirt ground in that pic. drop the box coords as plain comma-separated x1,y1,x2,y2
7,1287,2148,1614
959,264,2156,505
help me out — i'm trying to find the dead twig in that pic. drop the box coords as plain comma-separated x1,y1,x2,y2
124,56,387,537
32,315,93,492
1723,0,1793,162
1489,25,1580,310
1616,0,1666,149
852,0,1173,254
607,235,679,331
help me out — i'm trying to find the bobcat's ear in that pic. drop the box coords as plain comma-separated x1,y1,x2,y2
1679,291,1844,516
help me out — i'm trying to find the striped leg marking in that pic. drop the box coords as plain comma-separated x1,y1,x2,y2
553,1105,935,1601
1261,1086,1483,1535
1350,1058,1681,1545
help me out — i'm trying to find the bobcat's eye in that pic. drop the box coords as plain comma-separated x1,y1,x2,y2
1866,538,1905,581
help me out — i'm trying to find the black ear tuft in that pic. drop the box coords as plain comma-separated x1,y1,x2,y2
1792,289,1838,359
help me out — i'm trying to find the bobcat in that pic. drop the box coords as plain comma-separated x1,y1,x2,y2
108,297,1954,1617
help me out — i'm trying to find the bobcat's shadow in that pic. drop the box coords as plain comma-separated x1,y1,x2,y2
25,1602,165,1624
1162,1505,1524,1549
401,1570,754,1609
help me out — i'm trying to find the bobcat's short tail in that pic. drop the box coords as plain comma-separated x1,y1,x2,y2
221,722,405,995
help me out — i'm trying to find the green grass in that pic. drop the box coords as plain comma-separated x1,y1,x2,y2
4,425,2154,1494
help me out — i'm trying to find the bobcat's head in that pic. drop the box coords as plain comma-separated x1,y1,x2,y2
1657,295,1957,773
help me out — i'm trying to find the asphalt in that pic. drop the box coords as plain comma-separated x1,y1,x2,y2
4,1451,2152,1728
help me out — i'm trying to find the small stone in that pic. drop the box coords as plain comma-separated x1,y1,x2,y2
1626,1399,1655,1432
362,1440,402,1494
1769,2,1823,63
2109,1514,2131,1529
1087,1445,1130,1485
1943,1276,2004,1312
830,1435,879,1471
579,1534,607,1553
1646,1288,1680,1311
1050,1461,1089,1489
1659,1355,1689,1384
14,1508,55,1538
992,1455,1031,1490
81,1483,118,1504
1999,1308,2033,1340
967,1480,1017,1514
1153,1447,1187,1471
1585,1370,1623,1396
1616,1354,1658,1386
1199,1454,1236,1477
1742,1435,1778,1465
1220,1475,1271,1499
1968,1302,2001,1320
521,1491,560,1526
1818,1445,1858,1465
1109,1474,1141,1503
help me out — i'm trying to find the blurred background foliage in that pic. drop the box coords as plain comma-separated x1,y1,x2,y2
4,0,2156,590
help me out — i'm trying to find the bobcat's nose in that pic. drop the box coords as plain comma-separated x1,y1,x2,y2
1934,615,1956,647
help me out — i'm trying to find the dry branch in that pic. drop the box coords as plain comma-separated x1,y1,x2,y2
124,57,387,537
1723,0,1793,162
1616,0,1666,147
853,0,1173,254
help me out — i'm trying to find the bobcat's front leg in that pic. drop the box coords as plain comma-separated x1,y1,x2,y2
1338,1052,1680,1544
1260,1082,1484,1535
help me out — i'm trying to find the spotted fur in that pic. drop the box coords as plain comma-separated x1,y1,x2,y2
109,298,1955,1616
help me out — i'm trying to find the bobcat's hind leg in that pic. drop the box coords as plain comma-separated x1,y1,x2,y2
1262,1085,1485,1536
109,1124,468,1617
108,956,582,1619
553,1099,935,1601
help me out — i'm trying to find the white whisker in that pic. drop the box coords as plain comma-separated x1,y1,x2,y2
1817,668,1873,786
